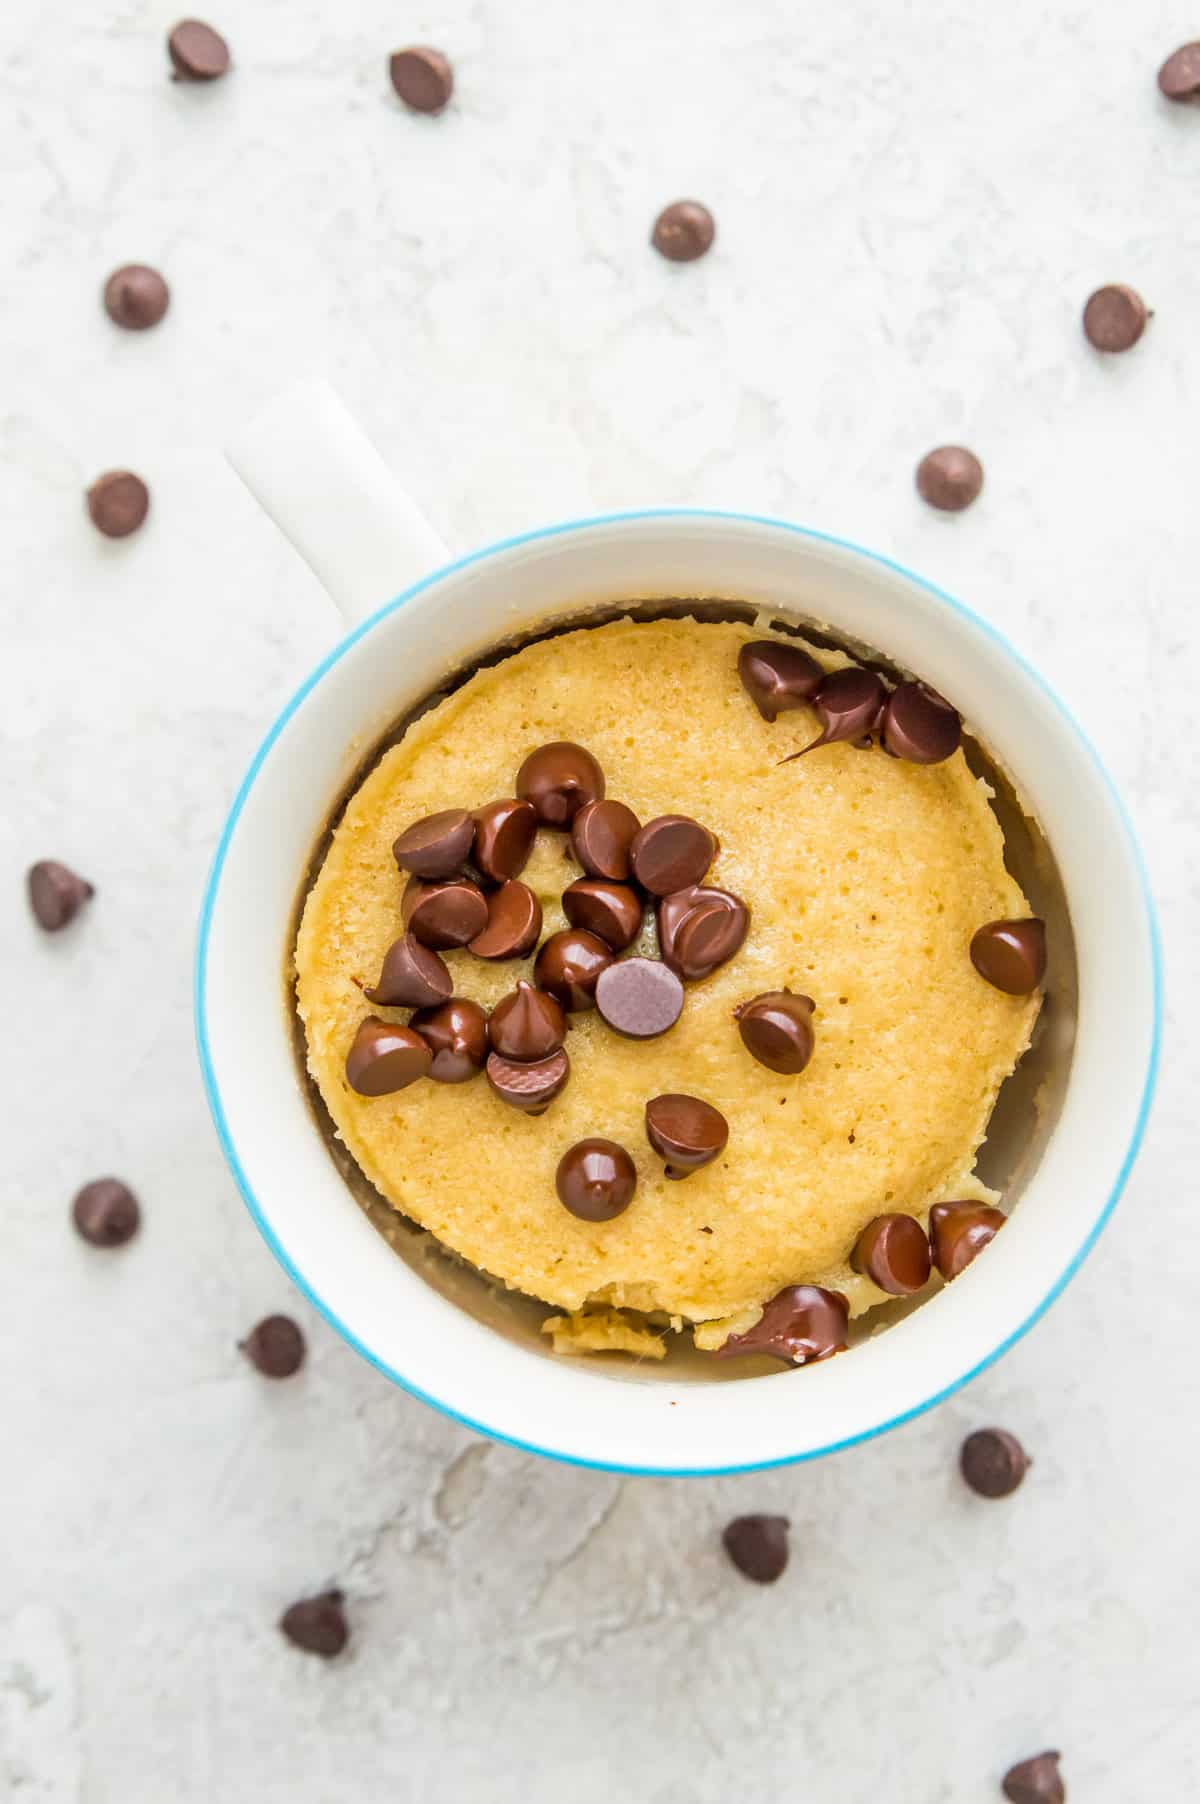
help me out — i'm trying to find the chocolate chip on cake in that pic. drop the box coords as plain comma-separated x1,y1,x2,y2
1159,42,1200,101
363,934,452,1009
103,264,170,330
392,808,476,879
411,997,488,1082
960,1427,1030,1498
487,980,566,1062
280,1590,348,1658
852,1212,931,1294
1002,1751,1065,1804
486,1047,570,1113
722,1514,790,1583
595,956,685,1039
781,667,887,758
86,471,149,538
651,200,715,262
969,918,1046,994
402,875,489,950
28,859,94,931
735,991,815,1075
556,1138,637,1221
737,640,824,721
534,928,613,1010
629,814,717,896
562,878,643,951
916,445,984,512
389,45,454,113
72,1178,140,1248
645,1094,728,1177
240,1314,306,1378
717,1285,849,1365
345,1018,432,1095
516,742,605,828
1083,284,1150,353
571,799,641,881
168,19,231,81
929,1200,1006,1280
657,884,749,981
468,880,542,959
881,681,962,764
473,798,538,884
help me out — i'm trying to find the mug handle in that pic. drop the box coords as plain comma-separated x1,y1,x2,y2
225,380,450,629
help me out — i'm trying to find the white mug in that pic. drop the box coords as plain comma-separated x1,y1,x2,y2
197,381,1160,1476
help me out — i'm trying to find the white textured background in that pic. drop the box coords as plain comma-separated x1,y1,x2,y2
2,2,1197,1799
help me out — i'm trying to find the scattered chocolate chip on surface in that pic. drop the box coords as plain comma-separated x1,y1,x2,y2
403,875,489,950
363,933,452,1008
1002,1751,1065,1804
517,742,605,827
929,1200,1007,1280
240,1314,306,1378
651,200,715,262
486,1046,570,1113
103,264,170,330
722,1514,790,1583
915,445,984,513
657,884,749,980
468,879,542,959
960,1427,1030,1498
595,955,685,1039
28,859,94,931
86,470,149,538
280,1590,348,1658
562,878,643,950
1083,283,1150,352
473,798,538,884
72,1178,140,1248
571,798,641,880
556,1138,637,1221
630,814,717,896
534,927,613,1009
970,917,1047,994
881,681,962,764
735,990,815,1075
411,997,488,1082
737,639,824,721
852,1212,931,1294
645,1094,728,1177
782,666,887,758
168,19,231,81
392,808,476,879
718,1284,849,1365
1158,42,1200,101
487,980,566,1062
389,45,454,112
345,1018,432,1095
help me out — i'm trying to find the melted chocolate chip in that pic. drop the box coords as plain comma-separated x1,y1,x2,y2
345,1018,432,1095
516,742,605,828
562,878,643,951
402,875,488,950
722,1514,790,1583
881,681,962,764
735,991,815,1075
468,880,542,959
629,815,717,896
1159,41,1200,101
657,884,749,980
86,470,149,538
1083,284,1150,352
392,808,476,879
717,1285,849,1365
644,1094,728,1177
915,445,984,512
240,1314,305,1378
28,860,94,931
411,997,488,1082
103,264,170,330
969,918,1047,995
960,1427,1030,1499
168,19,231,80
781,667,887,758
651,200,715,262
571,798,641,880
72,1178,140,1247
929,1200,1007,1280
534,928,613,1010
389,45,454,112
487,980,566,1062
594,956,684,1039
280,1590,348,1658
486,1046,570,1113
473,798,538,884
556,1138,637,1221
851,1213,931,1294
737,639,824,721
363,934,452,1008
1002,1752,1065,1804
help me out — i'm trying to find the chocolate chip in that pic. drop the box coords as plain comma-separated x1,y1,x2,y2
1083,284,1150,353
851,1213,931,1294
562,878,643,951
735,991,815,1075
717,1285,849,1365
487,980,565,1062
468,880,542,959
722,1514,790,1583
363,934,452,1008
555,1138,637,1221
389,46,454,113
486,1046,570,1113
781,667,887,758
345,1017,432,1095
651,200,715,262
929,1200,1006,1280
570,799,641,880
1159,42,1200,101
168,19,231,81
411,997,488,1082
960,1428,1030,1499
629,815,717,896
969,918,1047,995
402,875,489,950
103,264,170,330
86,470,149,538
881,681,962,764
533,928,613,1010
28,860,94,931
516,742,605,828
657,884,749,980
280,1590,348,1659
392,808,476,879
595,956,685,1039
1002,1751,1065,1804
72,1178,140,1248
240,1314,305,1378
737,640,824,722
473,798,538,884
645,1094,728,1177
915,445,984,512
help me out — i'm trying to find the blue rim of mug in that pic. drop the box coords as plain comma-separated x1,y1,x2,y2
194,508,1162,1477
